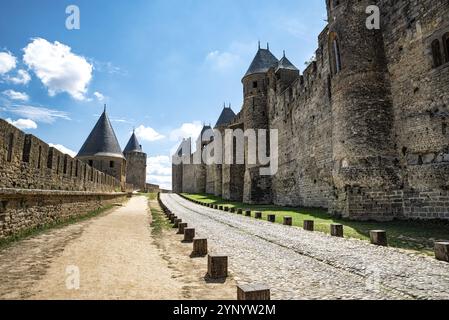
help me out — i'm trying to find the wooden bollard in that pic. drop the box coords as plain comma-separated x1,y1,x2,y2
173,218,182,228
237,209,243,215
214,205,218,209
192,238,208,257
224,207,229,212
370,230,388,246
267,214,275,222
435,241,449,262
237,284,271,301
331,224,344,237
184,228,195,243
170,215,177,223
245,210,251,217
303,220,314,231
178,223,188,234
219,205,223,211
207,254,228,279
255,212,262,219
230,208,235,213
283,216,292,226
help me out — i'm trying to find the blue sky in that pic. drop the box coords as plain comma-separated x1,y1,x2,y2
0,0,327,189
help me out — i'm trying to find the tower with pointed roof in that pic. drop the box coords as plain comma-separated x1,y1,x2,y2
241,43,278,204
274,51,300,92
191,124,213,194
211,105,237,197
123,130,147,191
77,106,126,189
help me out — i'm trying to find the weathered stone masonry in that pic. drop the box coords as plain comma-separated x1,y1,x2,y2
173,0,449,221
0,189,126,241
0,119,127,241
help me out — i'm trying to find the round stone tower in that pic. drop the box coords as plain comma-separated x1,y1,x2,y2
123,130,147,192
326,0,400,215
77,106,127,190
242,44,278,204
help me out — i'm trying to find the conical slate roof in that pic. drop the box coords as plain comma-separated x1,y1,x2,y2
215,107,236,128
276,53,299,72
77,109,124,159
244,48,279,78
201,125,212,135
124,131,143,153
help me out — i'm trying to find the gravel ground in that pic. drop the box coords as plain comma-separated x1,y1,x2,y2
161,193,449,300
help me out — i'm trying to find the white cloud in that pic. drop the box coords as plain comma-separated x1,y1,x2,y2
5,105,70,123
148,175,172,191
6,69,31,85
169,121,203,142
48,143,77,158
147,155,172,190
0,51,16,74
206,50,241,72
147,155,172,176
23,38,93,100
2,90,29,102
6,118,37,130
93,91,105,101
135,125,165,142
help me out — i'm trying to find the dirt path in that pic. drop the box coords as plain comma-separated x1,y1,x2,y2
0,195,236,300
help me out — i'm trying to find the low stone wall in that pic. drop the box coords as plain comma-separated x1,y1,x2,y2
0,189,127,241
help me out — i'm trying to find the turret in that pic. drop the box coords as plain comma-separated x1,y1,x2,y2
212,105,236,197
275,51,300,92
123,130,147,191
242,44,278,204
77,105,127,190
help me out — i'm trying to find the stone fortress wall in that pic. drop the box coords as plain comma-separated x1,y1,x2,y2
0,119,128,241
173,0,449,221
0,119,124,192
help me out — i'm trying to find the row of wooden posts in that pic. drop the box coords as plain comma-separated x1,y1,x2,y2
180,194,449,263
157,193,271,300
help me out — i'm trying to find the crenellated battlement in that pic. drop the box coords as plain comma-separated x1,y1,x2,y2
0,118,123,193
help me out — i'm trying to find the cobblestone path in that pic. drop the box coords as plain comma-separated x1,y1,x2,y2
162,194,449,300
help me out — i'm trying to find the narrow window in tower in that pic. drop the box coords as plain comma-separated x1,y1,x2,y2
110,161,114,168
47,149,53,169
333,38,342,73
37,146,42,169
443,33,449,63
253,81,258,89
431,39,443,68
63,155,68,174
56,156,60,174
89,160,93,167
7,133,14,162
